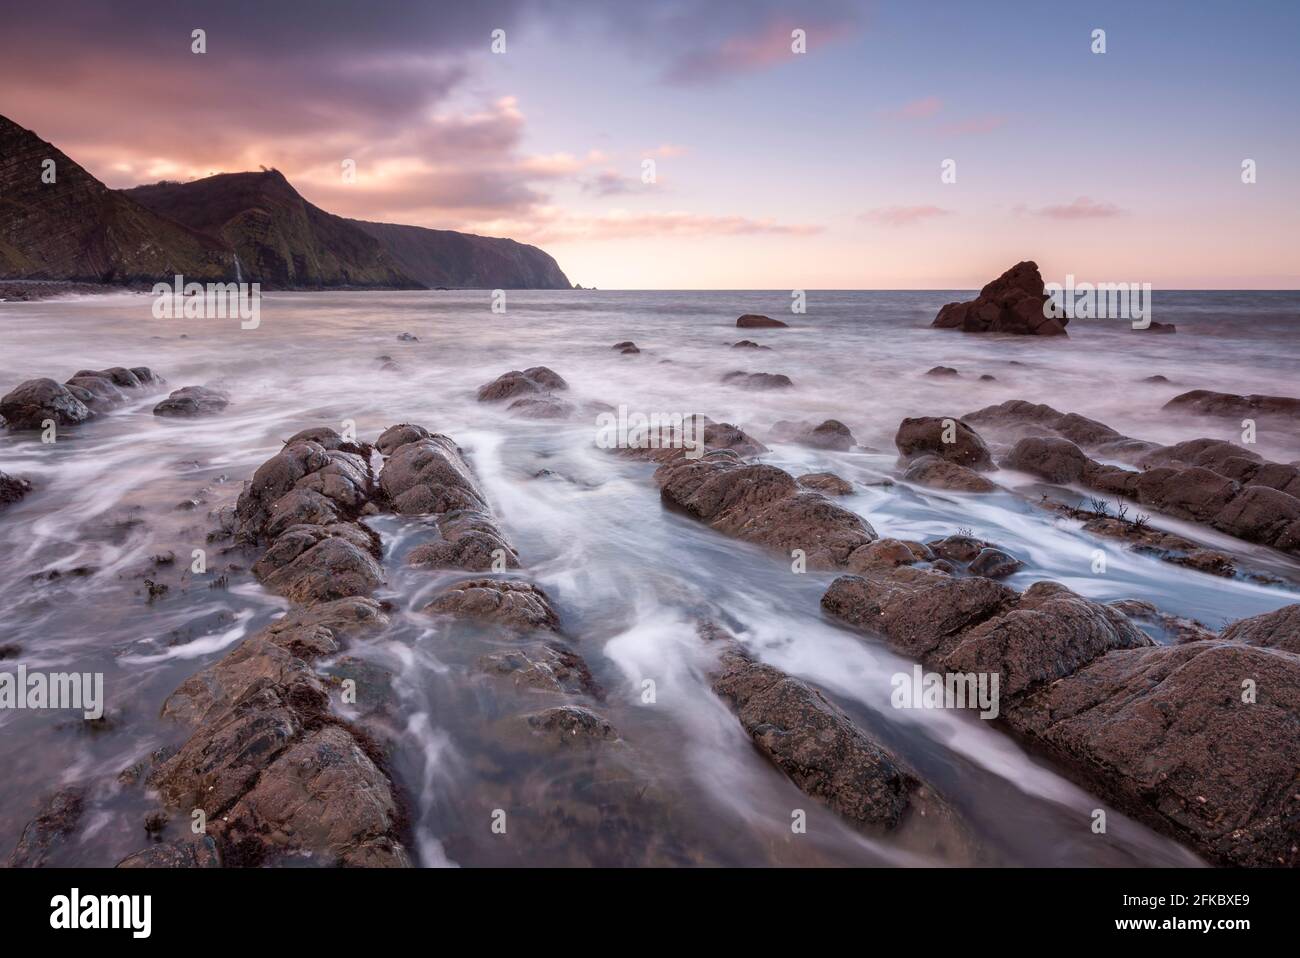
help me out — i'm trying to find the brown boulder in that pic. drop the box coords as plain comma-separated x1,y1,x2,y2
1002,436,1089,483
0,377,91,430
379,435,487,514
894,416,994,470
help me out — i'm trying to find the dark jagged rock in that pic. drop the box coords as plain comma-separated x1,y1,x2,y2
894,416,994,470
731,339,771,349
425,578,561,633
925,365,959,377
153,385,230,417
932,261,1066,336
736,314,787,328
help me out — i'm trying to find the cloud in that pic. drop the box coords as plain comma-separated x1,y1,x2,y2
860,205,950,227
937,115,1008,136
663,11,860,85
582,170,658,196
473,208,823,244
1032,197,1125,219
889,96,943,119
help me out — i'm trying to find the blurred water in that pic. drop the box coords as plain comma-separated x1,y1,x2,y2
1,288,1296,866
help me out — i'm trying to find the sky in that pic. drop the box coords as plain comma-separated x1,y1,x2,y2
2,0,1297,288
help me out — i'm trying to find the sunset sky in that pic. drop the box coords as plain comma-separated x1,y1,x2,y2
3,0,1297,288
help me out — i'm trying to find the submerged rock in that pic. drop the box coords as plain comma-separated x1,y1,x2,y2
722,370,793,390
903,455,997,492
425,578,562,632
7,787,85,867
0,470,33,509
153,385,230,417
1164,389,1300,419
797,471,853,495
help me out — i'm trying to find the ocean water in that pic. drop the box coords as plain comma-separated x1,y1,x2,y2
0,288,1297,867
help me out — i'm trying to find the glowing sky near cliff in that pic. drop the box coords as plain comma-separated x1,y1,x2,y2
2,0,1297,288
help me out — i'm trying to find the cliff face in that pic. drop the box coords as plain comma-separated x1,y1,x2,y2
350,220,571,289
0,112,574,290
124,172,418,290
0,115,232,283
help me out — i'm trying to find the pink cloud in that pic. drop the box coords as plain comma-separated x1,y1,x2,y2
937,115,1008,136
890,96,943,119
860,205,951,227
665,16,857,84
473,209,823,244
1033,197,1125,219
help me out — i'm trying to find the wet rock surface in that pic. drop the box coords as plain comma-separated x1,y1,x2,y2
711,648,915,829
425,578,562,633
655,453,876,568
821,558,1300,866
